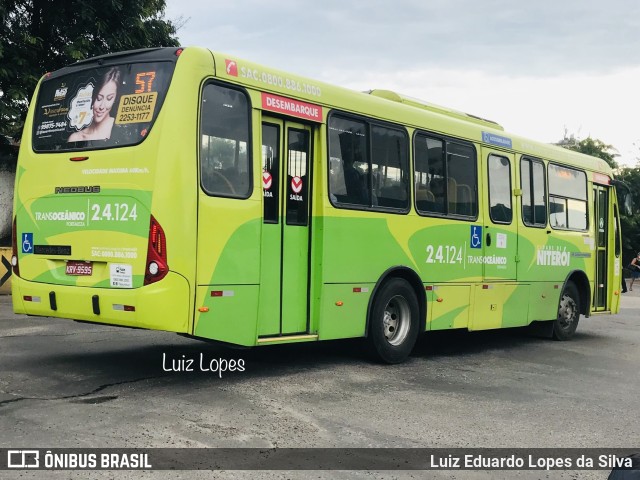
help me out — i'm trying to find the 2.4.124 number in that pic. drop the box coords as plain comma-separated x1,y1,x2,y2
425,244,463,264
90,203,138,222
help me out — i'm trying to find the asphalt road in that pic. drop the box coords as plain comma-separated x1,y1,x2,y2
1,290,639,480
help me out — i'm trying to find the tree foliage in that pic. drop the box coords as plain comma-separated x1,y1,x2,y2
558,134,619,169
0,0,179,137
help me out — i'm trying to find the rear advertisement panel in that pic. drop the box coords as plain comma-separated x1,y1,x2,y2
33,62,174,152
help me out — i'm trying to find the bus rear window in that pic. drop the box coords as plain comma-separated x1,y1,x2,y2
32,61,174,152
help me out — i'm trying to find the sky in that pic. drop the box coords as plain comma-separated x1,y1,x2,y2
165,0,640,166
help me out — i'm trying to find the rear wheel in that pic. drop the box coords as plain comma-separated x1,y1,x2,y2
367,278,420,364
553,281,580,340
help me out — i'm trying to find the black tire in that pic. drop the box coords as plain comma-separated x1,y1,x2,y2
367,278,420,364
553,281,580,340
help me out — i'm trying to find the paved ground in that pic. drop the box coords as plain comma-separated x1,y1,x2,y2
0,289,639,479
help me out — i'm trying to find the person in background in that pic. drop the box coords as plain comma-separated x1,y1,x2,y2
343,155,368,205
629,252,640,291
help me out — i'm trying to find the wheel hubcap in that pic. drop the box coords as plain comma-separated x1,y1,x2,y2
383,295,410,346
558,294,577,330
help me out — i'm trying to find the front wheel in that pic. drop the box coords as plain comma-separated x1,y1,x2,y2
553,281,580,340
367,278,420,364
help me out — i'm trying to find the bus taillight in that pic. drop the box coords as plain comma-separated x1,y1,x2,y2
144,215,168,285
11,216,20,277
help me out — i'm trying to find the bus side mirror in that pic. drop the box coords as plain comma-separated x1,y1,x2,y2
612,179,633,216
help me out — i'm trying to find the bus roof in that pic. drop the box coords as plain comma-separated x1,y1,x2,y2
45,47,181,81
203,48,613,177
54,46,611,177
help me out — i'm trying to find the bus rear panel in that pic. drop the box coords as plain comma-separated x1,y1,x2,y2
12,48,193,333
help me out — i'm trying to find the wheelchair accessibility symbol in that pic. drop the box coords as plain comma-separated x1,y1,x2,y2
470,226,482,249
22,233,33,254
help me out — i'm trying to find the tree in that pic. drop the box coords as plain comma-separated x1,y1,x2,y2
558,133,619,169
0,0,180,137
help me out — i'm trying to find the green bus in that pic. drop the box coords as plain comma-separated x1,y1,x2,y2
11,47,624,363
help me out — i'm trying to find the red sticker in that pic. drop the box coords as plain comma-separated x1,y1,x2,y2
261,93,322,122
225,59,238,77
262,171,273,190
291,176,303,194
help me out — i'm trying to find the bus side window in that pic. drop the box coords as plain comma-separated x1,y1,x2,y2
371,124,409,210
447,142,477,217
488,154,512,224
200,83,252,199
415,135,477,218
521,157,547,227
414,135,445,214
548,164,587,230
328,116,370,206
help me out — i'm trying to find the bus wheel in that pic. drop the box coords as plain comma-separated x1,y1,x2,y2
553,281,580,340
367,278,419,364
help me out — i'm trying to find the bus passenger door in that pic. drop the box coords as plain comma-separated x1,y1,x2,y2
259,118,313,336
472,148,521,330
593,185,609,311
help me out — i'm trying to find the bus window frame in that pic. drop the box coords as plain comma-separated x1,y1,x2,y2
198,79,254,200
547,162,589,232
261,121,281,224
487,153,513,225
327,110,411,215
520,155,548,229
412,129,479,222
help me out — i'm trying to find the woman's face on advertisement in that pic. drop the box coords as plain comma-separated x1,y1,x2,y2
93,80,117,123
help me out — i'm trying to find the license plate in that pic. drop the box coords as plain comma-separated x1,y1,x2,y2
65,261,93,276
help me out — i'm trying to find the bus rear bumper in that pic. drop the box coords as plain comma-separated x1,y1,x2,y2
11,272,191,333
